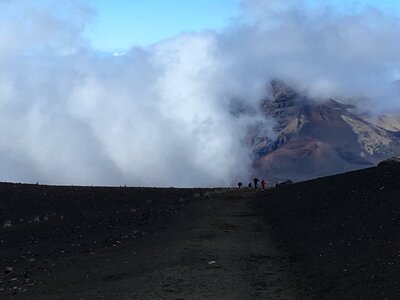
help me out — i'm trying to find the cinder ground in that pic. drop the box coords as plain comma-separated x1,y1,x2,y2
0,186,303,299
262,163,400,299
1,163,400,299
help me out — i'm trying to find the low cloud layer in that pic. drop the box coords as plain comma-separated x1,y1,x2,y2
0,0,399,186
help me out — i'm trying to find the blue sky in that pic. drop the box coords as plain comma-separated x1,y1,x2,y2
85,0,241,51
85,0,400,51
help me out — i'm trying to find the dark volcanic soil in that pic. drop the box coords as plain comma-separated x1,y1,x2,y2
0,185,208,298
1,163,399,299
0,184,302,299
263,163,400,299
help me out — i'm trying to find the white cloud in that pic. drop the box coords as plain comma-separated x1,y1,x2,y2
0,0,399,186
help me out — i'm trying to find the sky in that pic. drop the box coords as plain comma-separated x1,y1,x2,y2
86,0,241,51
0,0,400,187
85,0,400,51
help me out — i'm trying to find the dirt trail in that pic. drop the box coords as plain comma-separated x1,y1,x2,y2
2,189,302,299
148,189,301,300
77,190,301,299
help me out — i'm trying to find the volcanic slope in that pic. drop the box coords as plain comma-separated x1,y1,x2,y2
262,161,400,299
0,184,304,299
252,80,400,182
1,162,399,299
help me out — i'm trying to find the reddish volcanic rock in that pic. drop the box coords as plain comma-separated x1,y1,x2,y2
252,81,400,182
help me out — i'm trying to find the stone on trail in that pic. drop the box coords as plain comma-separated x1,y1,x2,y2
203,192,211,199
3,220,12,228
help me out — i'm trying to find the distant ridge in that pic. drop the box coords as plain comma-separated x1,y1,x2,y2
251,81,400,182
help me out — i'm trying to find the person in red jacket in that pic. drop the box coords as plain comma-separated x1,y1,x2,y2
261,179,267,190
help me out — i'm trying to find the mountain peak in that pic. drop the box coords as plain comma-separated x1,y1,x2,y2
270,79,298,104
253,81,400,182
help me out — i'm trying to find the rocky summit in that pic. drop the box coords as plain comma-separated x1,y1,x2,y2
252,80,400,182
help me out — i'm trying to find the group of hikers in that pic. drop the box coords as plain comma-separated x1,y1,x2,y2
237,177,269,190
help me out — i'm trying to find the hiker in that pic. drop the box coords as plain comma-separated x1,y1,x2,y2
248,182,252,188
261,179,267,190
237,182,243,188
253,177,259,189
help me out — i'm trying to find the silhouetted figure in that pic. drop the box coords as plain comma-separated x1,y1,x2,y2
248,182,252,188
237,182,243,188
261,179,267,190
253,178,259,189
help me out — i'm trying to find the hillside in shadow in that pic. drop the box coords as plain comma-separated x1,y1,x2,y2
261,161,400,298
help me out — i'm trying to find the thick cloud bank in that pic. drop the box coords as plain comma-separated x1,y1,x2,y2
0,0,399,186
